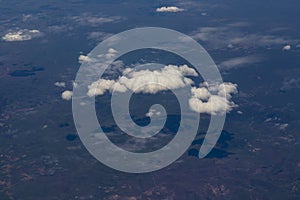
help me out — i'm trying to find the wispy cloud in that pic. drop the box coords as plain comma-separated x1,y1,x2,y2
71,14,122,26
86,31,112,42
281,78,300,91
219,55,263,70
47,25,73,34
191,24,296,50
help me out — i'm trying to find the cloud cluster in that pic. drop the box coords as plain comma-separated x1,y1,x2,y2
86,64,238,115
61,90,73,101
189,82,238,115
87,65,197,96
2,29,42,42
265,116,289,131
156,6,184,12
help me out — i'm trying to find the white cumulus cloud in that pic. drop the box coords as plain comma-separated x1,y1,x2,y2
189,82,238,115
87,64,197,96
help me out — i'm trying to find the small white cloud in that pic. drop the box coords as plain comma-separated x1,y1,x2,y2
61,90,73,101
265,118,272,122
22,14,33,21
79,48,118,64
54,82,66,88
2,29,42,42
282,45,291,51
72,80,78,88
146,109,162,117
227,44,234,48
156,6,184,12
78,54,94,64
265,117,288,131
275,123,289,130
87,79,117,97
105,48,118,59
29,30,39,33
265,116,280,123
